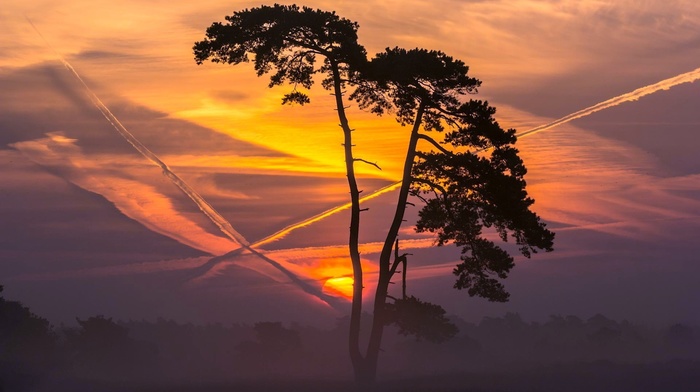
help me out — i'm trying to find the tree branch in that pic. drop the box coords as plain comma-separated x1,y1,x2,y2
411,177,447,196
354,158,382,170
433,104,468,119
417,133,452,155
409,190,430,205
283,36,328,56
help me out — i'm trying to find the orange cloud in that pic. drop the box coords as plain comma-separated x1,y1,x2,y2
11,133,239,255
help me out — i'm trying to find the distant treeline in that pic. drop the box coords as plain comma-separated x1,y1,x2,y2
1,285,699,391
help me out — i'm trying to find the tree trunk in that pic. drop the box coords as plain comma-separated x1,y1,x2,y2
362,102,426,383
329,61,366,377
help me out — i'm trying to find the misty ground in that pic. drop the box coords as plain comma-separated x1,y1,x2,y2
3,288,699,392
16,360,700,392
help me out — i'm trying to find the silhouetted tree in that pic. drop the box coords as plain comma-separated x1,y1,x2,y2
253,321,302,352
349,47,554,380
236,322,303,376
665,323,694,347
0,286,56,360
0,285,57,390
384,296,458,343
66,315,157,380
194,5,553,385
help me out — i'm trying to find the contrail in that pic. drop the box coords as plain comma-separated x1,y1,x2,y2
27,18,340,307
516,67,700,139
26,16,249,248
184,181,402,282
252,66,700,243
253,181,402,247
185,182,401,283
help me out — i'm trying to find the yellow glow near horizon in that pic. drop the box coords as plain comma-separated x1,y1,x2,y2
270,254,378,300
322,277,354,300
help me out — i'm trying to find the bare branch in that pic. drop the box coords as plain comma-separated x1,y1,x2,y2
354,158,382,170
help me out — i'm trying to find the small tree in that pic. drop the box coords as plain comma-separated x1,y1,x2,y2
66,315,157,379
195,5,554,385
0,285,58,379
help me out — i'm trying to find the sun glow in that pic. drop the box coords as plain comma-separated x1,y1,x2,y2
275,255,378,301
322,277,354,300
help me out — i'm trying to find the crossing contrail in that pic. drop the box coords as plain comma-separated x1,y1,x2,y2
183,181,402,283
26,17,250,248
27,18,342,307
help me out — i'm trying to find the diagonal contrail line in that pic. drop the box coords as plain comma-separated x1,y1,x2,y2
26,17,341,307
26,16,249,248
515,66,700,139
252,181,402,248
244,65,700,247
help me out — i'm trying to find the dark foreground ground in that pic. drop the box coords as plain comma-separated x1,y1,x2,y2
13,360,699,392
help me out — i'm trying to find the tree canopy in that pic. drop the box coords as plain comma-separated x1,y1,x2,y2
354,47,554,304
194,4,366,105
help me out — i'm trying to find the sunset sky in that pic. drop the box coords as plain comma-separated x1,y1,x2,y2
2,0,699,327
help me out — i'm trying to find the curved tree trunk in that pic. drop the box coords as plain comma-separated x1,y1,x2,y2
362,102,426,383
329,61,366,380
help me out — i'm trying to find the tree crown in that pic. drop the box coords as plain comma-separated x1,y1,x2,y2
194,4,367,105
352,47,481,130
351,47,554,302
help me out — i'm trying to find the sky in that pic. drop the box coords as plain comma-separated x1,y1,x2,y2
1,0,700,327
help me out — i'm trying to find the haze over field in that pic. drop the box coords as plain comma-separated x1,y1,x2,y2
2,0,700,334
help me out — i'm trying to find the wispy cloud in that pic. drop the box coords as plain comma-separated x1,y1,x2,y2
11,134,239,255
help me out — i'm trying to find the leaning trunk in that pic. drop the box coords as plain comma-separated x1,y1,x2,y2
362,102,426,383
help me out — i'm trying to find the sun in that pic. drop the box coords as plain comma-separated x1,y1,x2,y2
322,277,354,300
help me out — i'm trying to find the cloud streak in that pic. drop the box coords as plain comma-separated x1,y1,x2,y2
23,14,700,305
11,134,238,255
